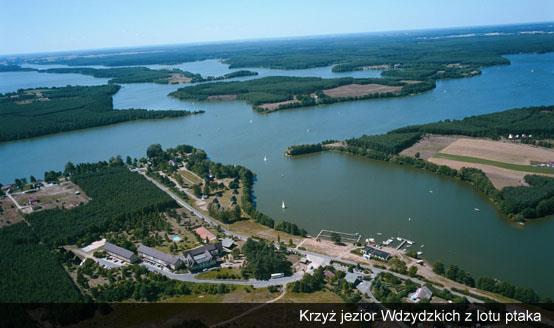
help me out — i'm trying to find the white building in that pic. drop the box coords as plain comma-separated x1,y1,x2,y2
409,286,433,303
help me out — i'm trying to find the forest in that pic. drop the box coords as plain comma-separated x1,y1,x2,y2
20,23,554,72
285,143,323,156
346,132,423,154
0,64,35,72
40,67,258,84
27,162,177,246
432,261,550,303
502,175,554,219
0,85,197,142
42,66,203,84
393,105,554,139
240,238,292,280
0,223,83,302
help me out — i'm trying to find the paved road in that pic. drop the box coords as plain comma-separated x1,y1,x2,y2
143,263,303,287
6,192,23,210
136,168,484,303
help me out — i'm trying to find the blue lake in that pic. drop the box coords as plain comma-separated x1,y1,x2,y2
1,53,554,296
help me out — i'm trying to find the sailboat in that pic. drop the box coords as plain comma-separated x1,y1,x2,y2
264,155,267,162
281,201,286,209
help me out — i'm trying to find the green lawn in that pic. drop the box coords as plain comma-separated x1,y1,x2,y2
196,268,243,280
434,153,554,174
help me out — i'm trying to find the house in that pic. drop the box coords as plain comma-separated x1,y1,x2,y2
104,242,136,263
356,280,371,296
221,238,236,251
323,270,336,280
137,244,183,270
344,272,362,286
194,226,217,242
363,246,391,261
1,184,13,193
182,242,222,271
409,286,433,303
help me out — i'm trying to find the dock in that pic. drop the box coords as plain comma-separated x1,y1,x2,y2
396,239,407,250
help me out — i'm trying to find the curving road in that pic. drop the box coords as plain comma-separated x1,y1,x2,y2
136,168,484,303
143,263,303,287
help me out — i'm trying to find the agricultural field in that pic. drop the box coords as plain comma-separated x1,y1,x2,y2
322,83,402,98
399,134,460,159
401,135,554,188
428,138,554,188
438,138,554,166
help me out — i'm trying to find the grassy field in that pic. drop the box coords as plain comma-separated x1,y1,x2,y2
280,289,343,303
179,168,203,185
196,268,243,280
228,220,304,245
434,153,554,174
162,285,276,303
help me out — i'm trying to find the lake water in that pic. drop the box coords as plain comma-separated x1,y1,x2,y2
1,54,554,296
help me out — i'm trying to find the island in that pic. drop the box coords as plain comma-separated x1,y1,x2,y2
286,105,554,221
0,84,201,142
0,64,258,84
40,67,258,84
169,76,434,112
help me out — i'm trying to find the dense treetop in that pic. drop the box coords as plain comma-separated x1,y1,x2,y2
0,223,83,302
393,106,554,139
0,84,196,142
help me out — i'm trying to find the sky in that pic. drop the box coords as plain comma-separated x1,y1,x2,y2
1,0,553,55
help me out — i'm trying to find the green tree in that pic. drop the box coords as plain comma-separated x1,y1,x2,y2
331,232,341,245
64,162,76,176
147,144,164,158
433,261,445,275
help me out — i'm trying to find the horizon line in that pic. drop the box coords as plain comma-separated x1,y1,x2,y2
1,20,553,58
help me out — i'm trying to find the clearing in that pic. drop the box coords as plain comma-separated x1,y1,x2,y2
228,220,304,245
12,181,89,213
438,138,554,165
402,135,554,189
0,196,23,227
168,73,193,84
322,83,402,98
207,94,238,101
257,98,300,112
400,134,460,159
429,157,532,189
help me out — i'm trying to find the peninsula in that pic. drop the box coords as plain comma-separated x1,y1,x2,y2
0,84,200,142
287,105,554,220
